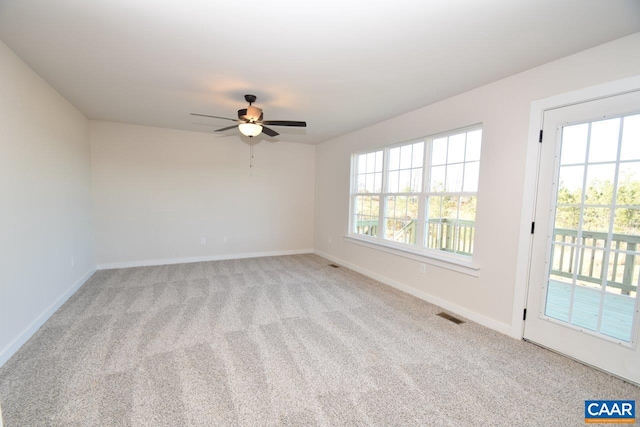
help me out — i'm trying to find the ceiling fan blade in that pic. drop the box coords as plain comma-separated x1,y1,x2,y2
261,126,279,137
191,113,237,122
261,120,307,127
215,125,238,132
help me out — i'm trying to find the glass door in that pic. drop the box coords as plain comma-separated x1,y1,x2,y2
524,90,640,384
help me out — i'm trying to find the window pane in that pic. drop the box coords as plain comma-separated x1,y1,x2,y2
366,152,377,173
463,161,479,192
400,145,412,169
385,218,399,240
374,172,382,193
357,174,366,193
459,196,476,221
446,163,464,192
589,118,620,163
427,196,442,219
448,133,465,164
355,215,378,237
411,169,423,193
412,142,424,168
457,200,476,255
442,196,459,220
426,197,443,251
388,170,399,193
561,123,588,165
354,195,379,237
465,130,482,161
621,114,640,161
432,138,447,165
355,196,363,215
385,195,397,218
389,147,400,171
430,166,446,192
399,170,411,192
358,154,367,173
355,195,379,217
384,195,418,244
365,173,374,193
375,151,383,172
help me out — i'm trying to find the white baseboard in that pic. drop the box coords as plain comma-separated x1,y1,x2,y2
0,267,96,368
97,248,315,270
314,249,512,337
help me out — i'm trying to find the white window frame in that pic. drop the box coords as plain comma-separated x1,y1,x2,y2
347,124,482,276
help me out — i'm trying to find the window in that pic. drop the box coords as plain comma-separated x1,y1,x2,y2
350,126,482,260
426,129,481,256
353,150,383,237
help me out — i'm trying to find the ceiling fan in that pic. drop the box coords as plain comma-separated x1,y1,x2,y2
191,94,307,138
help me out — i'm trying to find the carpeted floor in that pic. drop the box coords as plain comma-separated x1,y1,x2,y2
0,254,638,426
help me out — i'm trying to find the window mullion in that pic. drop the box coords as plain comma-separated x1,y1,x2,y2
416,139,431,248
349,155,356,235
379,148,389,242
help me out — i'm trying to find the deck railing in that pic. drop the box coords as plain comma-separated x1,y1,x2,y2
355,219,378,237
426,219,475,256
356,218,474,255
551,228,639,295
392,220,416,244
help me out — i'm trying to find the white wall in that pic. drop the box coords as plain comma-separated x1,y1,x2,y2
314,33,640,335
90,121,316,267
0,41,94,365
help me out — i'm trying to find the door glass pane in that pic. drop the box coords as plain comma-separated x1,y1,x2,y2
588,118,620,163
620,114,640,161
571,286,600,332
560,123,588,165
545,281,571,322
584,164,615,205
558,165,584,203
601,253,638,341
544,113,640,343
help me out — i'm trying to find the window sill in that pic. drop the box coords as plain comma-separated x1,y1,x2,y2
343,235,480,277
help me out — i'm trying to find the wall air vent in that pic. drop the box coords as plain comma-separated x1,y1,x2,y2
437,312,465,324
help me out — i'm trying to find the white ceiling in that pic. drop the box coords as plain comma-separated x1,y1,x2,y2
1,0,639,144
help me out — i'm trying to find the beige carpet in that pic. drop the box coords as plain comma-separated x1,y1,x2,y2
0,254,638,426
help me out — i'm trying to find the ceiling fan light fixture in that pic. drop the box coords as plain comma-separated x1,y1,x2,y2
238,122,262,137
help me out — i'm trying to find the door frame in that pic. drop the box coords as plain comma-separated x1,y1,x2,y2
512,75,640,340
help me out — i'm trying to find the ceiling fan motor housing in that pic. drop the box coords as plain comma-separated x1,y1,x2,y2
238,105,263,122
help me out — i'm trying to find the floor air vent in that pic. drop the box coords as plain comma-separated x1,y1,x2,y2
328,264,340,268
437,312,464,324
